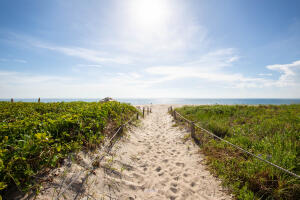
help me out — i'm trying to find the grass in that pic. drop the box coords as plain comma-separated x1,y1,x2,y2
0,101,137,198
175,104,300,200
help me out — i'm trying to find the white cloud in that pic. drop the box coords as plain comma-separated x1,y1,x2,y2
141,54,300,90
184,48,239,69
0,70,73,85
258,73,272,76
76,64,102,68
1,58,300,98
0,70,156,98
0,58,27,63
143,49,246,84
14,59,27,63
35,43,133,64
266,60,300,86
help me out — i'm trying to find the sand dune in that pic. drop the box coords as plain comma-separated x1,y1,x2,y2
21,105,232,200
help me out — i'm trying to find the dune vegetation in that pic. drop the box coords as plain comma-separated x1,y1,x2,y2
175,105,300,199
0,101,137,197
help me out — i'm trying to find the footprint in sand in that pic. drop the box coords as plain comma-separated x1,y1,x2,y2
175,162,185,167
170,187,178,193
171,182,178,187
190,182,196,187
158,172,164,176
155,166,162,172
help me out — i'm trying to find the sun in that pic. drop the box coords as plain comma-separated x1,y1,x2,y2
128,0,170,30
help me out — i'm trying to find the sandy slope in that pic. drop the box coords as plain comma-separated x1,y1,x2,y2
17,104,232,200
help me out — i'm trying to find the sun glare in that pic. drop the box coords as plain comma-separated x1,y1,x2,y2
128,0,170,29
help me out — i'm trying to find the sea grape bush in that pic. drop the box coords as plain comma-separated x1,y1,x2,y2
0,101,137,196
176,104,300,200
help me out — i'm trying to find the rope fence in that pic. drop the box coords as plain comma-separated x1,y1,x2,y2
168,106,300,179
55,106,151,199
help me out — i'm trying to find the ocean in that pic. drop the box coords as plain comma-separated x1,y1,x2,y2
1,98,300,105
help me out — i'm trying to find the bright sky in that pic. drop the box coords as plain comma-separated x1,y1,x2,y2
0,0,300,98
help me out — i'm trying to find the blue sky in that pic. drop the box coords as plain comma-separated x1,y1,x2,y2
0,0,300,98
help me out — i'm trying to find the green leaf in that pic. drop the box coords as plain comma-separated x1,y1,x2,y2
0,182,7,190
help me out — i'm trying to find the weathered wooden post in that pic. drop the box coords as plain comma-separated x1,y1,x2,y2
190,122,195,139
143,107,145,118
173,110,177,120
11,98,14,103
136,112,139,120
38,97,40,103
147,107,149,114
190,122,199,144
150,107,152,113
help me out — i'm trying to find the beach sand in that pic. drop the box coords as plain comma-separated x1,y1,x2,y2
18,104,232,200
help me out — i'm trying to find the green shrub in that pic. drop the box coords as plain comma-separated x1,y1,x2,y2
0,101,137,197
176,104,300,199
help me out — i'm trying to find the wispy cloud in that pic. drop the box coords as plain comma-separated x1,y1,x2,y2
0,58,27,63
0,70,153,98
142,59,300,89
142,49,246,84
0,70,73,84
105,50,299,91
0,70,78,98
266,60,300,87
112,23,207,55
35,43,133,65
76,64,102,68
14,59,27,63
258,73,272,76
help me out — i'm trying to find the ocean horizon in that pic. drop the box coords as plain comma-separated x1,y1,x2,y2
1,98,300,105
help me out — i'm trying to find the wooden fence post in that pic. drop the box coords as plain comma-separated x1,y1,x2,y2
150,107,152,113
173,111,177,120
190,122,200,144
11,98,14,103
38,97,40,103
190,122,195,139
136,112,139,120
143,107,145,118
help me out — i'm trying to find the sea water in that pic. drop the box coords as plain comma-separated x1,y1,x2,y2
1,98,300,105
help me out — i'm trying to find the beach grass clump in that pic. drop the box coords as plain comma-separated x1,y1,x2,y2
175,104,300,199
0,101,137,197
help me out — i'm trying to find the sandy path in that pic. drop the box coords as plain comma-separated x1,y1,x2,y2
17,105,231,200
84,105,232,200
